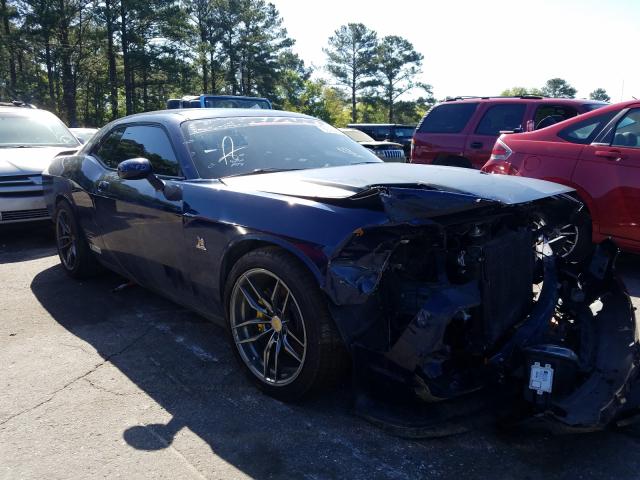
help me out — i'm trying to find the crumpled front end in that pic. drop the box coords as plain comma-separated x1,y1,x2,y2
323,186,639,433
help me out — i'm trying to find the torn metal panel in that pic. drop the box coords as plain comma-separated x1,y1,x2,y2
325,186,639,433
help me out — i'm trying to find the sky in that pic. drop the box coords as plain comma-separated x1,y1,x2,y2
270,0,640,102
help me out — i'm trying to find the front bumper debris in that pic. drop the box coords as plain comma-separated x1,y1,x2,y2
349,240,638,437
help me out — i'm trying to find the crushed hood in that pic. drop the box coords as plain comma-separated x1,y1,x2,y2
221,163,573,205
0,147,76,176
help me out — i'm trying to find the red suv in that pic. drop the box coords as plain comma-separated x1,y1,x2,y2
410,96,605,169
482,100,640,255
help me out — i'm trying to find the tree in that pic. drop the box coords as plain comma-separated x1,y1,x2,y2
323,23,377,123
500,86,543,97
0,0,17,96
589,88,610,102
541,78,576,98
374,35,423,123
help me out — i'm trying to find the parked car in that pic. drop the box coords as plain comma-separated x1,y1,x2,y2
167,94,272,110
348,123,415,157
0,105,80,224
70,127,99,144
339,128,405,162
43,108,637,432
482,100,640,255
410,96,606,169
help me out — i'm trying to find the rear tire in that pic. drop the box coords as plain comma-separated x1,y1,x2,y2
54,201,101,278
225,247,347,401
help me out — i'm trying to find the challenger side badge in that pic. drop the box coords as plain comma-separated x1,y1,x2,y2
196,236,207,251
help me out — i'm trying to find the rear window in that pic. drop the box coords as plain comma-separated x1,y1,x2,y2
558,112,615,144
417,103,478,134
203,97,271,109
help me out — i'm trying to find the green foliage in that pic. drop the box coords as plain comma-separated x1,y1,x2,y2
323,23,378,122
373,35,424,122
541,78,577,98
589,88,610,102
500,86,543,97
2,3,430,128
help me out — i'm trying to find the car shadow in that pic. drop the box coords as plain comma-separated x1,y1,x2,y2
29,263,402,478
0,222,56,263
30,262,640,479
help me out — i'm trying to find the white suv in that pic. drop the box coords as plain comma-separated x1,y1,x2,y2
0,105,80,224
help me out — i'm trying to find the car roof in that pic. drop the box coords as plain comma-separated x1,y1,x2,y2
441,96,607,106
348,123,415,127
0,106,62,118
504,99,640,139
113,108,313,125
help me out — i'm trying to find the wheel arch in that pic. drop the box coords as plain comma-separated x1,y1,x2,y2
539,178,599,238
219,235,325,303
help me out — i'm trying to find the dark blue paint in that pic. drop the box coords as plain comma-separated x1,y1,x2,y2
42,109,574,326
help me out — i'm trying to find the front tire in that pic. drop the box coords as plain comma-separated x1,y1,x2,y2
225,247,346,401
54,201,101,278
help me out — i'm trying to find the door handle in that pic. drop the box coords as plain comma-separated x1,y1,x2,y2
97,180,110,192
595,150,624,161
470,142,483,149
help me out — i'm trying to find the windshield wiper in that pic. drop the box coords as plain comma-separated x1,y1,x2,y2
221,167,302,179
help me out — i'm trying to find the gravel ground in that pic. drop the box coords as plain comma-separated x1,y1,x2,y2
1,223,640,480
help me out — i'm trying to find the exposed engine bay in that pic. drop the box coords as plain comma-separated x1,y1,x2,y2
323,187,639,436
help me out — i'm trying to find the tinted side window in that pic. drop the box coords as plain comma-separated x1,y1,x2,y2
534,105,578,129
475,104,526,136
418,103,478,134
93,127,126,168
558,112,615,145
95,125,180,176
611,109,640,148
120,125,180,176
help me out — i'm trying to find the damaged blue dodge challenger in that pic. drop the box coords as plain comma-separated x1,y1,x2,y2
43,109,640,434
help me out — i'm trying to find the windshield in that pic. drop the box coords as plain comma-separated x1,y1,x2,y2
0,111,80,147
203,97,271,109
182,116,381,179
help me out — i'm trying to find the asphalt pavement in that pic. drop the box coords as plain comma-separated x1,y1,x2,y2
2,223,640,480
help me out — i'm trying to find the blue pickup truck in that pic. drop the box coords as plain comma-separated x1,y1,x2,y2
166,94,272,110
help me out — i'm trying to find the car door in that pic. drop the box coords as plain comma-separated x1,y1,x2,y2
575,107,640,243
90,123,189,295
465,103,526,168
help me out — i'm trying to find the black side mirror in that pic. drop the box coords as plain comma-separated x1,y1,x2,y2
118,158,153,180
117,158,182,201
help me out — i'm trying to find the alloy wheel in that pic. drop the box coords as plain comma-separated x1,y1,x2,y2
56,209,78,270
230,268,307,386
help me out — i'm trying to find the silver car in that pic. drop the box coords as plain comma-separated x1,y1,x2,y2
0,106,80,224
339,128,406,162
